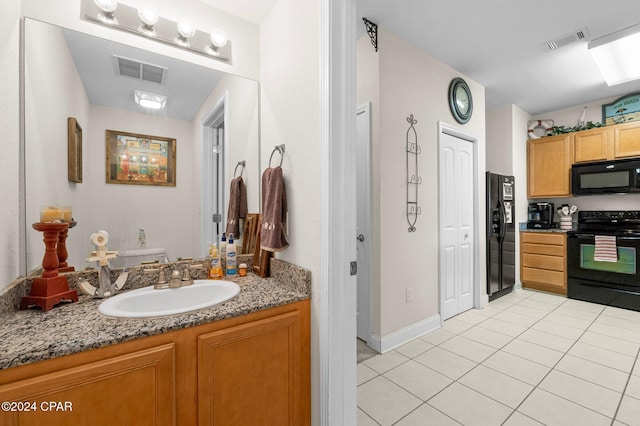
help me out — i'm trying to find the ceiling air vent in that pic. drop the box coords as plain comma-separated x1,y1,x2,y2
112,55,168,84
543,27,590,52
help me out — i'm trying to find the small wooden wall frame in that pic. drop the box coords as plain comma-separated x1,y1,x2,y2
252,216,273,278
67,117,83,183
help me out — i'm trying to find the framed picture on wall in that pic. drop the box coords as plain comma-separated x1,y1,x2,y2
602,92,640,125
105,130,176,186
67,117,83,183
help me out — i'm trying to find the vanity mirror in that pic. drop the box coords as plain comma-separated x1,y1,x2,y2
23,18,260,275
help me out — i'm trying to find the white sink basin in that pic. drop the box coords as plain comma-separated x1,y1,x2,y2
98,280,240,318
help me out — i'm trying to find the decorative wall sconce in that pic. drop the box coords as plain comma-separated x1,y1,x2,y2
83,0,232,63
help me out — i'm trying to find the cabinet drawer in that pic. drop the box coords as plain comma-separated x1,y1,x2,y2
522,253,565,271
522,267,565,288
521,243,564,257
521,232,565,246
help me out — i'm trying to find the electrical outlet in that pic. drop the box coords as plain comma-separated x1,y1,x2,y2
406,288,413,303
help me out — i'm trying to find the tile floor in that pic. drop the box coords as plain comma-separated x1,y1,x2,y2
357,289,640,426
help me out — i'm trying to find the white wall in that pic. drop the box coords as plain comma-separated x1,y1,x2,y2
24,18,91,273
486,105,514,175
259,0,320,422
358,28,487,342
0,1,22,287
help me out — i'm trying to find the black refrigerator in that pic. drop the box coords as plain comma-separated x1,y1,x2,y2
486,172,515,301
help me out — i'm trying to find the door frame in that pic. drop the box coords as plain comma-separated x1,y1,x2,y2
201,93,227,257
356,103,372,345
437,121,482,317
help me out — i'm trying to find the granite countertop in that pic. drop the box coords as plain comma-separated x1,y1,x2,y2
0,258,311,371
520,228,571,233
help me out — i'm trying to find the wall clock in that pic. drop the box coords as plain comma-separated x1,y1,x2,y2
448,77,473,124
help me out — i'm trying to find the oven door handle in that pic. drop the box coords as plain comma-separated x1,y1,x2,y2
570,233,640,240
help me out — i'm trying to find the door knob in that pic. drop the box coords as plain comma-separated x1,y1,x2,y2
464,233,469,240
357,234,365,242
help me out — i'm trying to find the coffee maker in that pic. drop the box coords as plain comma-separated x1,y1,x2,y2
527,202,555,229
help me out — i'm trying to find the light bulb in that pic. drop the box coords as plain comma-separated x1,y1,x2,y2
94,0,117,12
210,29,228,48
137,8,158,26
177,21,196,39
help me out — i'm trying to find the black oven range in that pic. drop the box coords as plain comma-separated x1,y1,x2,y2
567,210,640,312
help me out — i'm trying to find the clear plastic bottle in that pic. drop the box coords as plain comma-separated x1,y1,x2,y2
220,233,227,258
226,234,237,276
208,243,223,279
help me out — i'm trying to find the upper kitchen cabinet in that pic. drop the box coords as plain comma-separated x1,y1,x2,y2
614,121,640,159
573,121,640,162
573,127,614,163
527,134,573,198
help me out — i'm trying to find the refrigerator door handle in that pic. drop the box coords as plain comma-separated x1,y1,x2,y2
498,200,506,241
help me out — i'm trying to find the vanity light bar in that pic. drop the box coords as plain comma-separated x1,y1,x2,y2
83,0,232,63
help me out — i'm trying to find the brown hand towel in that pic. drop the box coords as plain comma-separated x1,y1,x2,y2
261,166,288,252
226,176,248,237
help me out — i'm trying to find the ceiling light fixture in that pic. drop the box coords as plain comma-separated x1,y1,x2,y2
589,23,640,86
94,0,118,25
134,91,167,110
137,8,159,37
206,29,228,56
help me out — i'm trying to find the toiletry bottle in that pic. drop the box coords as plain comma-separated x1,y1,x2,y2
209,244,223,280
220,233,227,258
226,234,237,276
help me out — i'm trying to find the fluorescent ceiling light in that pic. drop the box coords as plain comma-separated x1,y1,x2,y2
589,23,640,86
134,91,167,110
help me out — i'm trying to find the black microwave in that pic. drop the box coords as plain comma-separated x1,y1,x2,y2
571,158,640,195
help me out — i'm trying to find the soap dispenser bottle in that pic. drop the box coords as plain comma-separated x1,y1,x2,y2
226,234,237,276
220,233,227,258
208,243,223,280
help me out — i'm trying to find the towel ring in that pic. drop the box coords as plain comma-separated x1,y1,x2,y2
269,144,285,168
234,161,246,178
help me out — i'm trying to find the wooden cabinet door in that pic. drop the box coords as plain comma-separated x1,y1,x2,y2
614,121,640,159
0,344,175,426
527,135,572,198
198,309,309,426
573,127,613,163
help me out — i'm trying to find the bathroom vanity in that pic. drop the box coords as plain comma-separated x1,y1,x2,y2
0,261,311,425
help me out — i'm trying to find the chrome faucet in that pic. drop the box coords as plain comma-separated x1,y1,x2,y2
145,264,202,289
169,269,182,288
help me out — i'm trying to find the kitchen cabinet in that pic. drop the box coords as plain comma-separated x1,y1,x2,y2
520,232,567,295
527,134,572,198
573,127,614,163
614,121,640,159
0,300,310,425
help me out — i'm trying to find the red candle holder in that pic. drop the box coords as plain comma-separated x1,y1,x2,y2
20,222,78,312
57,221,77,273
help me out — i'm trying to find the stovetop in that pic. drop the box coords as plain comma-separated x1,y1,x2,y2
571,210,640,236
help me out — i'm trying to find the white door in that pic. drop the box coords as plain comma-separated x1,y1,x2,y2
356,104,372,343
439,128,475,320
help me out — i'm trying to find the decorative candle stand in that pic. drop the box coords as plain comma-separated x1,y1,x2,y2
57,220,77,273
20,223,78,312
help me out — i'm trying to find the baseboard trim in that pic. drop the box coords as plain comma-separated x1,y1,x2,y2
370,314,441,353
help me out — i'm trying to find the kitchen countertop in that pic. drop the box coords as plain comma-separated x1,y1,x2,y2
520,228,571,233
0,259,311,371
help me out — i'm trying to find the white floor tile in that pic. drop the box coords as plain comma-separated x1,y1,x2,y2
569,342,636,373
491,310,539,328
517,298,559,312
394,338,433,359
358,408,379,426
526,291,566,306
626,374,640,400
502,412,545,426
539,370,621,418
553,305,601,322
383,360,453,401
562,298,605,314
615,395,640,426
455,309,491,325
602,306,640,324
518,389,611,426
531,319,585,340
363,350,409,374
458,365,534,409
357,363,378,386
472,304,503,318
419,328,456,346
634,360,640,377
589,321,640,344
428,383,512,426
413,347,477,380
487,298,518,311
478,317,528,337
441,317,474,335
555,355,629,392
504,304,549,320
482,350,551,386
518,328,575,353
394,403,460,426
439,335,497,363
461,325,514,349
579,331,640,357
502,339,564,367
358,376,422,426
544,312,593,330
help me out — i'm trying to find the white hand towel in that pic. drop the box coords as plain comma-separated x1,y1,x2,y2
594,235,618,262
